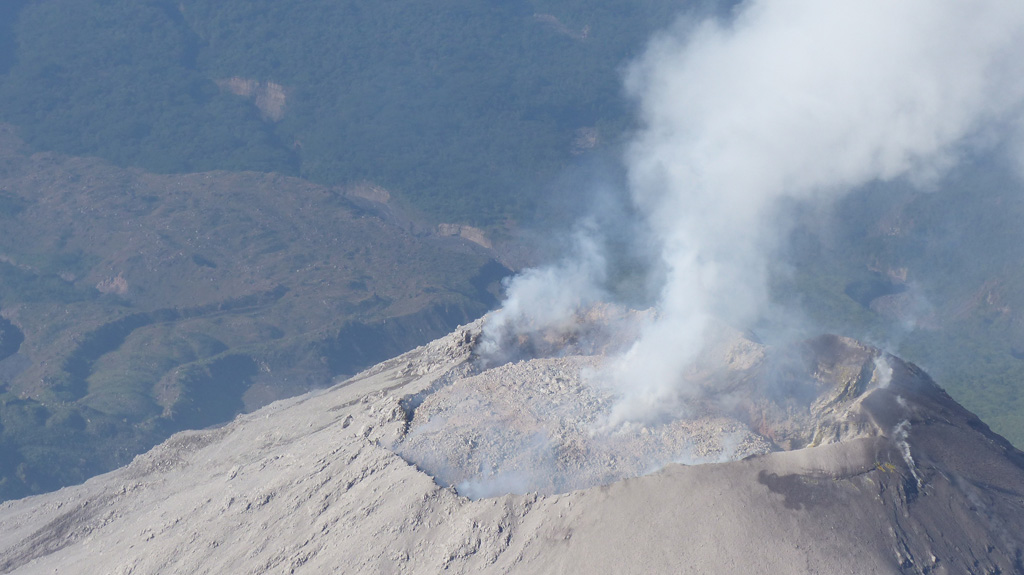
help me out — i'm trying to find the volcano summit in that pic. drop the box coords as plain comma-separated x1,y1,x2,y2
1,314,1023,574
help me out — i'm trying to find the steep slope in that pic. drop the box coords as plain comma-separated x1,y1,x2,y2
2,318,1022,574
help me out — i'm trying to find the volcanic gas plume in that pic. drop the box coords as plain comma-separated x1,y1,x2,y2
482,0,1024,425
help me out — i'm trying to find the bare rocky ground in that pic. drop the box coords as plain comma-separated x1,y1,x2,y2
2,315,1024,574
397,352,773,499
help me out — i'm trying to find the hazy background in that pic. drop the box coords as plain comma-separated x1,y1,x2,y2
485,0,1024,426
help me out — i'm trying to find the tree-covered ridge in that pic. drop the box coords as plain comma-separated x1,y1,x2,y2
0,126,505,502
0,0,683,225
0,0,297,175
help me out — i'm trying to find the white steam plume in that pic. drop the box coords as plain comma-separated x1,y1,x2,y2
477,220,608,364
489,0,1024,423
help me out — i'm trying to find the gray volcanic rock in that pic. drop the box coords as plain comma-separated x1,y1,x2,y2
395,324,903,499
1,318,1023,574
397,352,774,499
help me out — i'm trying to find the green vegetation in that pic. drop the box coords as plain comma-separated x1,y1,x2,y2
0,139,506,502
0,0,296,175
0,0,29,75
0,0,684,225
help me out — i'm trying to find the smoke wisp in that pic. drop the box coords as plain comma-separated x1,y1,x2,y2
485,0,1024,425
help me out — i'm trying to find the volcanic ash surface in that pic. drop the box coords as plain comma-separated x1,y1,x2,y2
393,311,886,498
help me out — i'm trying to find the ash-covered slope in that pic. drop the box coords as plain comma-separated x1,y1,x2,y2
1,318,1023,574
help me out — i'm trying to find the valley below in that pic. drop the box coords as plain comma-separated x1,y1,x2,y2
0,125,509,502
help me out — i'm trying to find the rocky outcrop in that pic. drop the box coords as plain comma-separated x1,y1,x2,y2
215,77,288,122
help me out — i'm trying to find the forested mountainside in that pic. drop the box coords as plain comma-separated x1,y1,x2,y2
0,0,688,226
0,127,507,501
